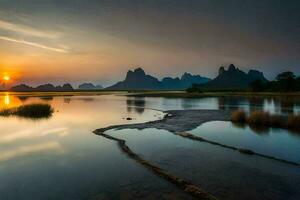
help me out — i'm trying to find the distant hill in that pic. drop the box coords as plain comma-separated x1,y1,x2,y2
11,83,74,91
0,83,6,90
78,83,103,90
199,64,268,89
10,84,34,91
106,67,211,90
107,68,161,90
180,72,211,88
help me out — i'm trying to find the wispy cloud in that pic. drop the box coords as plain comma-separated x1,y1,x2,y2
0,19,61,39
0,36,68,53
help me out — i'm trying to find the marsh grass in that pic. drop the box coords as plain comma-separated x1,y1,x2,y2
231,110,247,123
247,111,270,126
0,104,54,119
231,110,300,132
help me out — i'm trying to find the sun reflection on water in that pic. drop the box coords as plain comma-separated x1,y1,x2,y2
4,92,10,106
0,92,23,109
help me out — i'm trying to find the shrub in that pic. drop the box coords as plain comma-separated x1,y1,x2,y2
231,110,247,123
0,104,54,119
249,124,270,134
247,111,270,126
287,115,300,131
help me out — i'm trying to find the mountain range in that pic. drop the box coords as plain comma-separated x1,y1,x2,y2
78,83,103,90
198,64,268,89
10,83,74,91
8,64,268,91
106,67,211,90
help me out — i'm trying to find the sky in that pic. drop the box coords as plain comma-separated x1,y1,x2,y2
0,0,299,87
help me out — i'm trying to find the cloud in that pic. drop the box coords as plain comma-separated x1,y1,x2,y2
0,36,68,53
0,19,61,39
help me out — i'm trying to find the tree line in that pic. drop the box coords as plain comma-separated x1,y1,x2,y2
251,71,300,92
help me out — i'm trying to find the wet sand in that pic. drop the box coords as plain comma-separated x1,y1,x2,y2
94,109,231,133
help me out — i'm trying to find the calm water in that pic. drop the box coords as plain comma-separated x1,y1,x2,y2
108,128,300,200
0,93,300,200
191,121,300,163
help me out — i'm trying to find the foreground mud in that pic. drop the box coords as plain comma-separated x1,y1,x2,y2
94,109,299,199
94,110,231,133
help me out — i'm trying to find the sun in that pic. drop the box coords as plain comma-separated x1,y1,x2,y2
3,75,10,81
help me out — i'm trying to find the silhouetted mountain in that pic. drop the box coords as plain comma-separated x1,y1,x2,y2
248,70,267,82
78,83,103,90
11,84,34,91
161,77,182,89
36,84,56,91
200,64,268,89
107,68,161,90
56,84,74,91
106,67,211,90
10,83,74,91
181,73,211,87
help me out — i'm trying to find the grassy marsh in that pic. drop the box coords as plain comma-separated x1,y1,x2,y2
231,110,300,132
0,104,54,119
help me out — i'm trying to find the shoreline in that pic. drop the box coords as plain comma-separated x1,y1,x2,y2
126,91,300,98
94,109,300,166
2,91,300,98
94,109,299,199
94,109,231,133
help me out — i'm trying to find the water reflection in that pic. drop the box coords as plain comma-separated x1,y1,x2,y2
191,121,300,163
63,97,71,104
248,124,271,134
0,94,172,200
1,93,23,109
39,96,54,101
0,93,300,199
0,127,69,144
109,128,300,200
280,99,295,114
17,96,29,102
217,96,300,115
0,142,64,161
126,97,145,114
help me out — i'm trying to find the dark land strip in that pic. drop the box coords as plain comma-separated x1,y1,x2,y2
93,109,299,199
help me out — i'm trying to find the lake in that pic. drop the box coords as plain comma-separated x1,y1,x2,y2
0,92,300,200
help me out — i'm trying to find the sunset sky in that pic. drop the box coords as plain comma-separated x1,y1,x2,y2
0,0,299,87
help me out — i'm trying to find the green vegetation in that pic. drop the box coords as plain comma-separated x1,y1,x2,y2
0,104,54,119
231,110,300,132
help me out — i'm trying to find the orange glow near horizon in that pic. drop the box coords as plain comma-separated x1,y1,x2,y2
3,75,10,81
